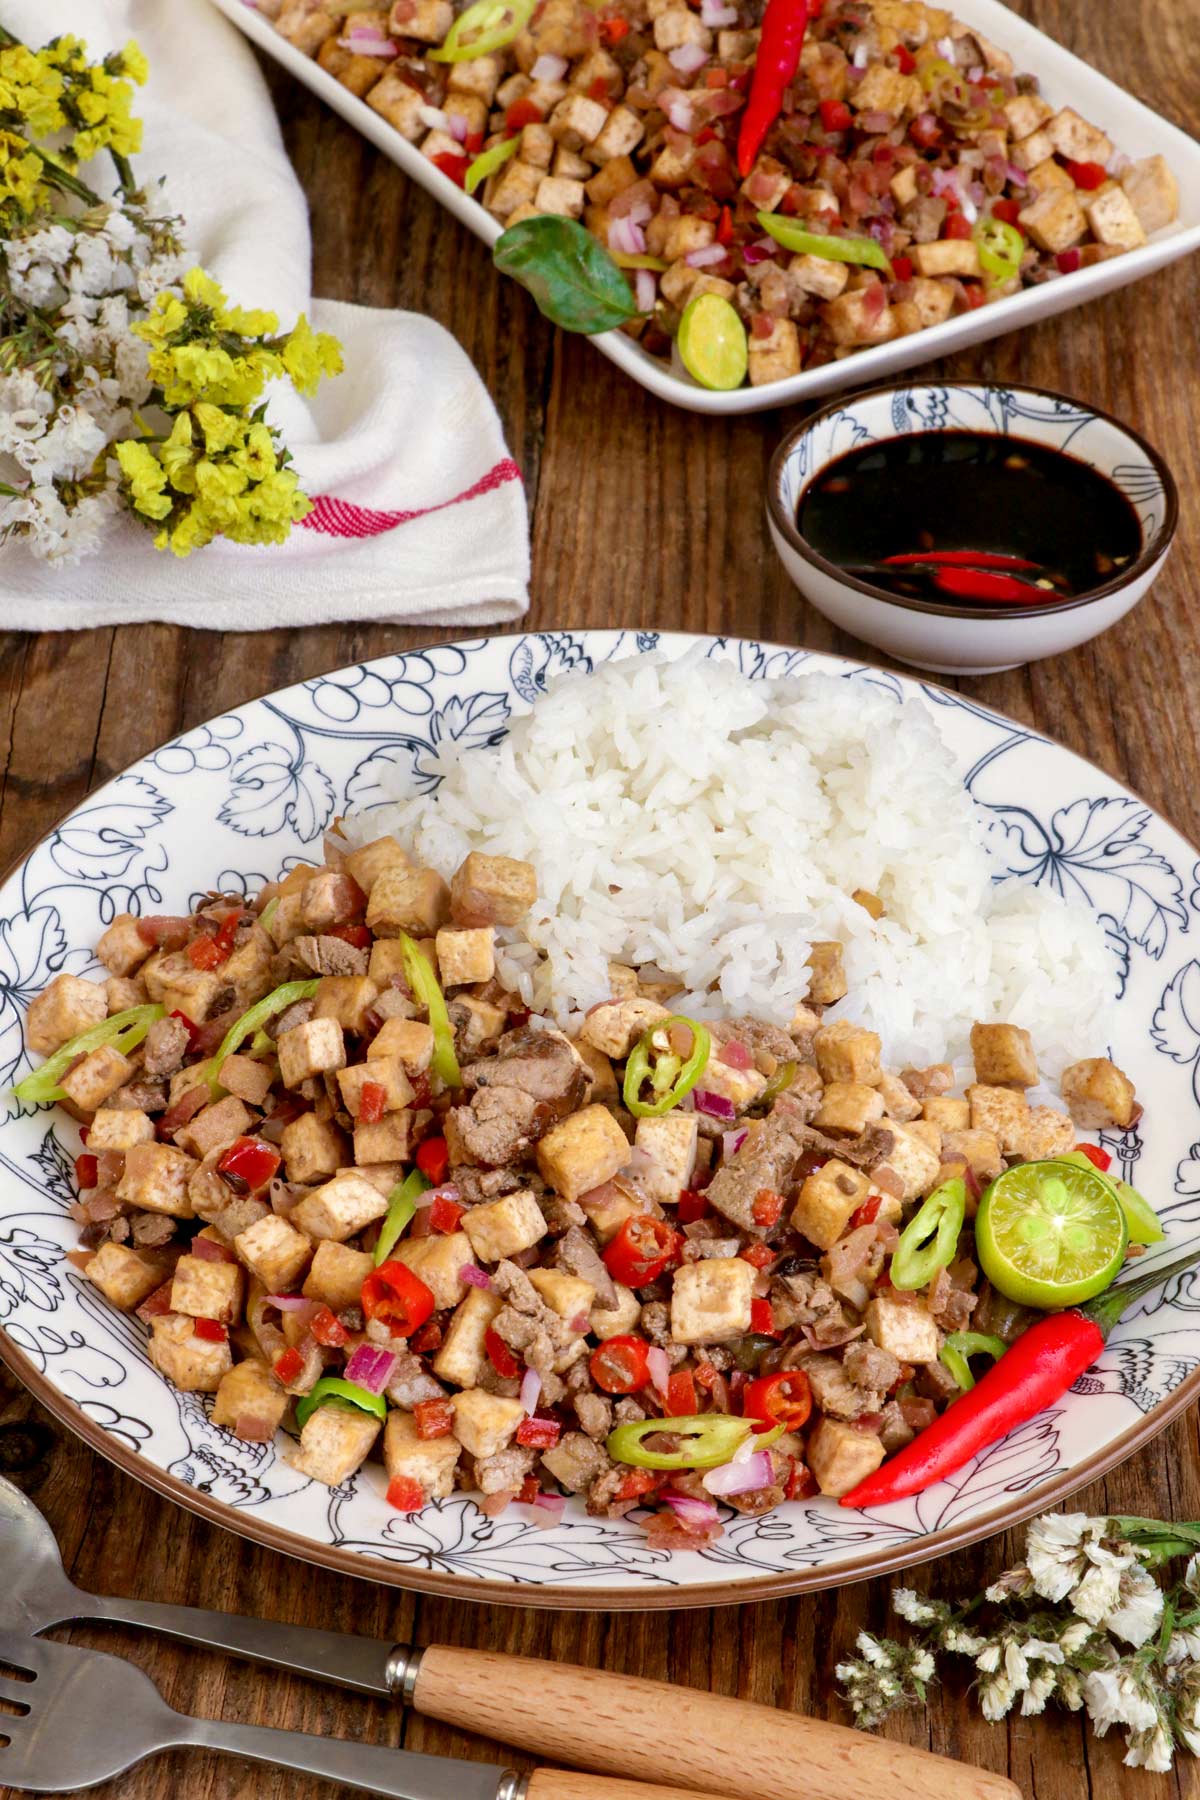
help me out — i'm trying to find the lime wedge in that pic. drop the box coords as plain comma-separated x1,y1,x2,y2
677,293,748,391
976,1158,1128,1309
1055,1150,1165,1246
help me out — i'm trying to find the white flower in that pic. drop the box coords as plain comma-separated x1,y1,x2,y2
1003,1641,1030,1690
943,1626,987,1654
893,1589,938,1625
1083,1665,1159,1736
978,1675,1016,1721
1058,1670,1084,1712
101,209,139,253
1105,1564,1165,1647
856,1633,890,1669
18,405,107,484
1026,1512,1091,1601
975,1642,1001,1674
1058,1619,1094,1656
1124,1722,1173,1774
1185,1554,1200,1600
1070,1560,1124,1627
1174,1667,1200,1755
911,1650,935,1683
1020,1669,1057,1716
1165,1628,1200,1667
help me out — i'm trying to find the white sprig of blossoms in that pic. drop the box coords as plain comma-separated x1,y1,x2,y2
836,1511,1200,1775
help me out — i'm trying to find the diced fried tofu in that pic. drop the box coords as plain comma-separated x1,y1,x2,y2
434,927,495,988
275,0,338,53
312,976,379,1035
967,1084,1030,1154
792,1158,871,1250
889,164,919,207
789,252,850,300
518,122,554,170
279,1111,345,1185
176,1095,254,1161
814,1019,882,1086
547,92,608,152
289,1402,381,1486
908,277,955,328
218,1053,274,1108
911,239,982,278
384,1410,461,1500
852,63,919,116
451,1388,526,1459
806,941,848,1004
364,70,428,139
942,1128,1004,1184
824,287,897,347
877,1072,922,1123
117,1142,197,1217
433,1286,503,1386
292,1171,389,1243
649,137,695,188
1061,1057,1136,1129
367,867,451,938
586,154,638,204
341,839,412,901
87,1106,155,1151
447,993,508,1057
590,105,644,163
529,1266,595,1321
699,1054,768,1112
576,1039,618,1103
670,1258,755,1344
1044,106,1112,166
634,1113,698,1201
234,1213,313,1291
660,212,715,263
450,852,538,927
653,7,711,51
389,0,452,39
462,1188,547,1263
748,317,802,387
105,976,145,1014
141,952,224,1023
1018,187,1087,253
1021,1105,1076,1160
211,1359,289,1439
446,51,504,103
1003,93,1052,140
740,156,791,212
303,1240,373,1311
442,92,489,138
580,997,669,1060
369,1018,434,1071
1121,154,1179,234
84,1241,165,1310
971,1021,1038,1089
1084,186,1146,250
148,1312,232,1391
60,1044,132,1113
813,1082,885,1135
169,1252,244,1324
807,1417,885,1497
1009,126,1057,171
534,174,587,217
395,1232,473,1310
96,915,152,978
578,1180,640,1245
591,1282,641,1339
1026,156,1074,195
537,1103,631,1203
923,1096,969,1132
277,1017,346,1088
353,1113,417,1165
337,1056,413,1120
866,1294,939,1363
875,1121,941,1201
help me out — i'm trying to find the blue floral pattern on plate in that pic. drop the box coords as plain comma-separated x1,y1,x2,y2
1,630,1197,1602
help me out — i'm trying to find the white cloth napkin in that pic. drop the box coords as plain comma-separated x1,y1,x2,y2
0,0,530,630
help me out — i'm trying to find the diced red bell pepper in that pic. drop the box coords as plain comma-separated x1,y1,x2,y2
667,1369,698,1416
894,43,915,72
599,14,629,40
78,1125,89,1145
694,1359,719,1391
431,151,468,186
1056,247,1082,273
505,97,542,135
890,255,913,281
590,1334,651,1395
485,1326,522,1380
910,111,940,148
751,1188,784,1228
518,1475,541,1504
361,1260,436,1337
588,75,611,100
694,125,718,147
428,1194,465,1234
187,934,224,971
613,1468,663,1503
409,1317,444,1354
962,283,986,309
716,205,734,246
416,1136,450,1185
677,1188,710,1223
517,1415,563,1448
850,1194,882,1229
705,66,729,87
309,1304,349,1348
740,1241,776,1271
273,1346,304,1384
1075,1142,1113,1172
750,1297,779,1337
193,1318,228,1343
136,1279,175,1322
414,1397,455,1439
602,1214,682,1286
465,130,484,155
785,1458,818,1500
387,1474,426,1512
819,98,852,132
169,1009,202,1049
327,923,372,949
217,1137,281,1193
991,198,1022,226
358,1081,387,1126
1065,158,1108,190
74,1153,99,1190
944,212,973,240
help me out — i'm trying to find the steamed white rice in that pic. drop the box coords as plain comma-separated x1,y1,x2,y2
346,652,1117,1073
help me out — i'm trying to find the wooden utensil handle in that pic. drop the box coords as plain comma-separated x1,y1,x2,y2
413,1647,1022,1800
527,1773,730,1800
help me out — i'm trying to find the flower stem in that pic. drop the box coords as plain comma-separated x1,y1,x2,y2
33,151,103,209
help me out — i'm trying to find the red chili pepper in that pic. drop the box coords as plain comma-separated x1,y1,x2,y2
409,1317,443,1354
327,923,372,949
933,566,1042,603
818,98,852,132
599,14,629,40
991,197,1023,226
517,1415,563,1448
894,43,915,72
431,150,468,186
387,1474,426,1511
850,1194,882,1229
485,1326,522,1380
750,1297,778,1337
309,1305,348,1348
910,111,941,148
1075,1141,1113,1172
505,97,542,135
785,1459,817,1500
590,1334,651,1394
602,1214,682,1286
1065,158,1108,190
751,1188,785,1228
890,255,913,282
217,1137,281,1193
136,1279,175,1321
883,549,1041,570
944,212,973,241
414,1397,455,1439
273,1346,304,1384
361,1260,435,1337
667,1369,699,1416
74,1153,99,1190
416,1136,450,1185
705,67,729,88
193,1317,228,1343
715,205,734,246
187,935,223,971
744,1369,812,1431
78,1125,89,1145
358,1080,387,1125
465,130,484,155
428,1194,465,1234
677,1188,710,1223
841,1250,1200,1508
694,125,718,147
740,1241,776,1271
737,0,809,176
169,1009,202,1049
694,1359,719,1391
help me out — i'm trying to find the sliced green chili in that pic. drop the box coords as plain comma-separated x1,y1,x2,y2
429,0,536,62
399,932,461,1088
611,252,670,271
607,1413,782,1469
940,1330,1007,1392
258,895,280,935
465,135,518,195
13,1003,166,1105
622,1014,711,1119
294,1376,388,1431
974,215,1024,284
889,1176,966,1291
760,1059,797,1104
198,978,320,1097
375,1170,431,1266
756,213,893,276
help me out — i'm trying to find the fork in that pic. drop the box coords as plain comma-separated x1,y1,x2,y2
0,1629,725,1800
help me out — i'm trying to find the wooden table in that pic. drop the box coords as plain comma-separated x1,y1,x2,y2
2,0,1199,1793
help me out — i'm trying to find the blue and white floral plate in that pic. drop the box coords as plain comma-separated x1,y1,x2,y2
2,630,1199,1610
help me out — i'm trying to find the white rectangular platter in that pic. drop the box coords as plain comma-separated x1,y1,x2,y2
211,0,1200,414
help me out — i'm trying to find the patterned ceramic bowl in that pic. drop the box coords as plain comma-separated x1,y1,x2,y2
767,383,1177,676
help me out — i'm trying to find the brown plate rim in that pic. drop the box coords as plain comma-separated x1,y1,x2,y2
2,629,1197,1611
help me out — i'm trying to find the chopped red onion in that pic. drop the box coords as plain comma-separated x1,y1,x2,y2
519,1366,543,1415
665,96,695,133
858,109,893,132
699,0,738,22
417,103,451,133
445,112,470,143
1107,149,1132,177
721,1127,748,1160
340,30,398,55
646,1345,671,1395
668,42,710,73
852,42,870,67
967,63,984,81
530,52,568,80
608,213,647,257
460,1263,492,1290
703,1449,774,1495
265,1293,311,1312
635,268,656,313
533,1490,566,1514
569,1311,592,1334
935,34,956,57
344,1343,398,1394
662,1490,721,1528
685,243,727,268
1005,161,1029,188
694,1088,736,1121
419,1182,461,1208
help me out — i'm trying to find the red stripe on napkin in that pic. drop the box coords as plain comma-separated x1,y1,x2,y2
297,458,522,538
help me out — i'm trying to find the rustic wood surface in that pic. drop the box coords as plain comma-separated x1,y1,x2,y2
2,0,1199,1794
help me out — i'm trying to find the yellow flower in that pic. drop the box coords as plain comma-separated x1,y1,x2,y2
182,266,228,313
0,45,66,137
114,40,149,85
159,411,198,491
0,130,46,215
281,314,344,397
115,439,172,521
193,403,242,455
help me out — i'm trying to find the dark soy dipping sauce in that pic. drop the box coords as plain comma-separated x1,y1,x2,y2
798,431,1143,607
